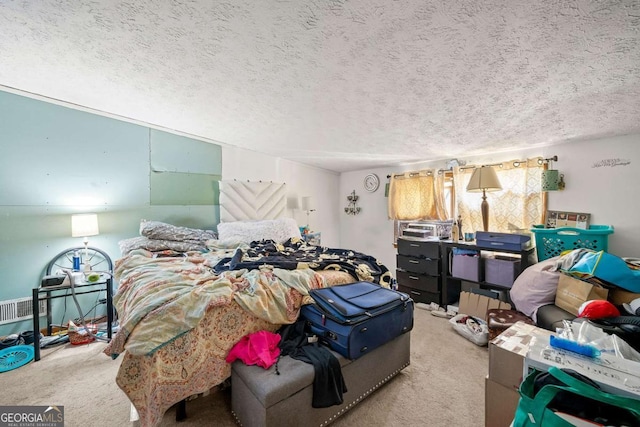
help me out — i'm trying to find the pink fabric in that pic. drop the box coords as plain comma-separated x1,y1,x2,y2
225,330,281,369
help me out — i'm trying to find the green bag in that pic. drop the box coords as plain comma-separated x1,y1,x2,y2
513,366,640,427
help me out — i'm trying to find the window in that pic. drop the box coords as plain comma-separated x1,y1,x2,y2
453,158,546,234
389,159,546,242
387,170,448,221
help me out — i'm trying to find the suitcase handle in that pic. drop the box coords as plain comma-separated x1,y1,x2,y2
308,324,338,341
409,260,419,264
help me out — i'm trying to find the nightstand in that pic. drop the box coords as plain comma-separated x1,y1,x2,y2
302,232,321,246
33,247,115,361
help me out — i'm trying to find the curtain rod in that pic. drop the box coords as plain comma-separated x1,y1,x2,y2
386,170,444,179
459,156,558,170
386,155,557,177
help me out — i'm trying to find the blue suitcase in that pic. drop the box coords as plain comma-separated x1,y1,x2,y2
300,281,414,359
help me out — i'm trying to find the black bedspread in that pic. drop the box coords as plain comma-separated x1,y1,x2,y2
212,239,394,288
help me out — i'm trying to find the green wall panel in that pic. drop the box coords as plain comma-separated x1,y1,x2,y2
150,129,222,174
0,90,221,337
0,91,149,206
150,171,221,205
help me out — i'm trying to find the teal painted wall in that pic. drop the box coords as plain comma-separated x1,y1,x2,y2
0,90,221,337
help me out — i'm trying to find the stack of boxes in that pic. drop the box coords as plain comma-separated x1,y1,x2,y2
486,322,553,426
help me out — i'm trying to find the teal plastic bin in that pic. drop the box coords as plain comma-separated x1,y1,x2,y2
530,225,614,261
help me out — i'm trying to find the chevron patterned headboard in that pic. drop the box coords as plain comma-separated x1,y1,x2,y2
219,180,287,222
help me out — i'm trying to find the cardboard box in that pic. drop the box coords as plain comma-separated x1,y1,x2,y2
485,376,520,427
526,334,640,398
488,321,552,391
555,273,608,316
458,291,511,320
608,287,640,305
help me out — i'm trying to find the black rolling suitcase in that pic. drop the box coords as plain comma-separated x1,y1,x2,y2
300,281,414,359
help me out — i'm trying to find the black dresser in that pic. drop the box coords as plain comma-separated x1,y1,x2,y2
396,238,443,305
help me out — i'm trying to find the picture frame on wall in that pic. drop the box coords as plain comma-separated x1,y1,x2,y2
546,210,590,229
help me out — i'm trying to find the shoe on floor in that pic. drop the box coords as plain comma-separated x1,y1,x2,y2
431,309,454,318
416,302,442,311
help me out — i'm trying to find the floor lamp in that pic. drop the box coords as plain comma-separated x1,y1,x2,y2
466,166,502,232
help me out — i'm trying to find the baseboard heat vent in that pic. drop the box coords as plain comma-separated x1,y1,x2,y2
0,297,46,325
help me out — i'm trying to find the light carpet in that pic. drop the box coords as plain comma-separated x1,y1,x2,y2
1,307,488,426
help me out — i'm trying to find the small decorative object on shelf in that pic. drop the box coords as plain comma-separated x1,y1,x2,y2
344,190,361,215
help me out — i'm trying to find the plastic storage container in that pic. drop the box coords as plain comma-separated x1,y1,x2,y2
531,225,614,261
475,231,531,251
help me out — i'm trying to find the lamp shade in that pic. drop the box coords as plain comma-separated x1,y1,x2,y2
71,213,99,237
288,197,300,210
466,166,503,192
541,169,560,191
301,196,314,211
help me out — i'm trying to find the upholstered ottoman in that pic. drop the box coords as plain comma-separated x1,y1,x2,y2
487,309,534,341
231,332,411,427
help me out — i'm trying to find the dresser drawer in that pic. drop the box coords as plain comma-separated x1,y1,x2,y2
398,285,440,305
397,255,439,276
397,238,440,258
396,269,440,293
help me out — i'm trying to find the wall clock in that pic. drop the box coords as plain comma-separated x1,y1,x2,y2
363,173,380,192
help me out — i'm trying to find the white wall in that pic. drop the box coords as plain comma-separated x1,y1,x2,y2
339,134,640,272
222,147,341,247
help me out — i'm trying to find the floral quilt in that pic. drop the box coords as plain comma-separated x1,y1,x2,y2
104,238,389,427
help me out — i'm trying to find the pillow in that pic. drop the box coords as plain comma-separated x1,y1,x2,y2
216,218,301,244
140,220,217,242
118,236,208,255
509,257,561,323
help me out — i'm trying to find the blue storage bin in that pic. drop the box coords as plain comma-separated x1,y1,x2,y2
530,225,614,261
475,231,531,251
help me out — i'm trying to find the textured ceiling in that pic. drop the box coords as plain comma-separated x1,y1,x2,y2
1,1,639,172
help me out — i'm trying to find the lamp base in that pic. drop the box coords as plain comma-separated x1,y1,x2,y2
481,192,489,232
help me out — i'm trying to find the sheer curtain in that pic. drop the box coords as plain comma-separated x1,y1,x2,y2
387,170,448,220
453,158,545,233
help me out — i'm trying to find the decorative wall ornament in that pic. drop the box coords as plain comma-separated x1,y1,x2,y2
344,190,361,215
539,156,565,191
592,158,632,168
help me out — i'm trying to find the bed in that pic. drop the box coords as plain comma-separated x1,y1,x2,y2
104,204,394,427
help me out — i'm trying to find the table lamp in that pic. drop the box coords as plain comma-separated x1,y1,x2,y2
466,166,502,232
71,213,100,263
301,196,315,231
